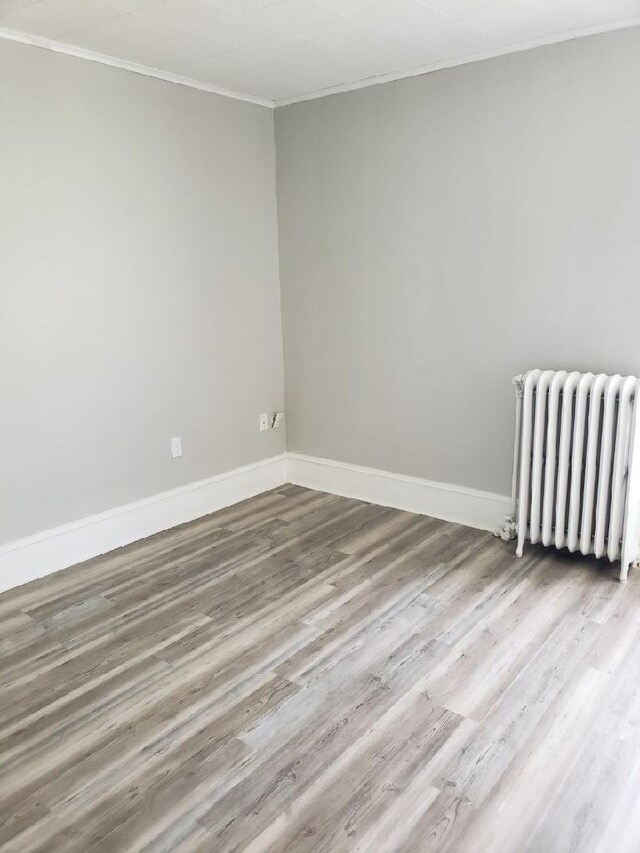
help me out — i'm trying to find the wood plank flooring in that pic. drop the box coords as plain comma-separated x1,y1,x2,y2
2,484,640,852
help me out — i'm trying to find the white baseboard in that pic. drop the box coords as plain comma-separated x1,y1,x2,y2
0,451,510,596
287,453,511,534
0,454,287,594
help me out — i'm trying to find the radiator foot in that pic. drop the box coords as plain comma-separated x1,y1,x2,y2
620,560,640,583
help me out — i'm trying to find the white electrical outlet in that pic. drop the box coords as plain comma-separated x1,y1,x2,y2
271,412,284,429
259,413,269,432
171,436,182,458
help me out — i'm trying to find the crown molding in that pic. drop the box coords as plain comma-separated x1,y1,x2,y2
1,18,639,111
274,17,640,107
0,26,275,108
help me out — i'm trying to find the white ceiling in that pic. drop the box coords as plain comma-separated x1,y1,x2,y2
1,0,639,105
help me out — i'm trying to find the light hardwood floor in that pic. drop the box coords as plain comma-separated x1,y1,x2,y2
1,485,640,852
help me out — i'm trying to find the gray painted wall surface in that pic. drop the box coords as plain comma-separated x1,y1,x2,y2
3,28,640,545
275,27,640,497
0,39,285,542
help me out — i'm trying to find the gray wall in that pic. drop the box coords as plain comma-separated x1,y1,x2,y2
3,28,640,545
0,39,285,543
275,28,640,497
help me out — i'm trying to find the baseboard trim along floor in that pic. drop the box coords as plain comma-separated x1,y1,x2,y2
0,454,287,594
0,452,511,594
287,452,511,535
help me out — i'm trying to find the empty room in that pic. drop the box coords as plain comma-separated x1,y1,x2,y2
2,0,640,849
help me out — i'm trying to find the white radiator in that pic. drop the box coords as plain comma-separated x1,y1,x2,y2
503,369,640,582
